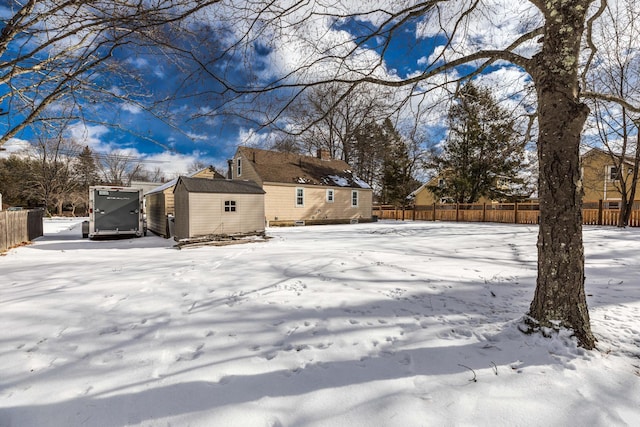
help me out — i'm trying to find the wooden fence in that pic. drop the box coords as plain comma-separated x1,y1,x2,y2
0,209,44,252
373,200,640,227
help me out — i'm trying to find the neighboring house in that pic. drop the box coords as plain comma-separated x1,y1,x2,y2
581,147,638,205
229,147,373,225
173,176,265,240
145,167,225,237
409,177,495,205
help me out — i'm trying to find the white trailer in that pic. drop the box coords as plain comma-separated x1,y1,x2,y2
86,186,145,239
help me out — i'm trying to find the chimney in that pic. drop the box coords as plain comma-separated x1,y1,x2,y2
317,148,331,160
227,159,233,180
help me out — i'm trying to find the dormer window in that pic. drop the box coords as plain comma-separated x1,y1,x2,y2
236,158,242,177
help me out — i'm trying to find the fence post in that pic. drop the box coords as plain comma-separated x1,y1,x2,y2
482,203,487,223
598,199,603,226
412,207,416,221
432,203,436,222
514,202,519,224
455,203,460,222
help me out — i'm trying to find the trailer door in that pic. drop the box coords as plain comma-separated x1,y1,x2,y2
94,189,140,232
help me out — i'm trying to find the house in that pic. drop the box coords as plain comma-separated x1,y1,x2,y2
409,177,495,205
145,167,225,237
173,176,265,240
229,147,373,225
410,172,533,206
581,147,639,205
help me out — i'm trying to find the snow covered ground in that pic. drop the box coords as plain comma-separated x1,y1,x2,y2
1,218,639,427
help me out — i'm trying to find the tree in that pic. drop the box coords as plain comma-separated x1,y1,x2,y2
210,0,640,348
0,155,34,207
24,135,81,215
379,119,421,206
97,150,143,186
584,0,640,227
428,83,528,203
0,0,223,147
281,82,394,163
73,145,100,212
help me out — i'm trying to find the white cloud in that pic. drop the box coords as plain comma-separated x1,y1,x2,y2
121,103,143,114
67,123,111,151
0,138,31,159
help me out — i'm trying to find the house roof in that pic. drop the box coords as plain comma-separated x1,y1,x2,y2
175,176,265,194
237,147,371,189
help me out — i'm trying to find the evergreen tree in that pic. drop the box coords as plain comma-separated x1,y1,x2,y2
380,119,420,206
72,146,100,213
428,82,528,203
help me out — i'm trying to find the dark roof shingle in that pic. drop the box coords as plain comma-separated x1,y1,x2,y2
238,147,370,189
175,176,265,194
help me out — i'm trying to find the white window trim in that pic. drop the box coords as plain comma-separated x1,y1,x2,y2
351,190,358,207
326,189,334,203
296,187,304,207
236,158,242,177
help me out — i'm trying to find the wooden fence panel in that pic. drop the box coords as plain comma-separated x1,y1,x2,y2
372,200,640,227
0,209,44,252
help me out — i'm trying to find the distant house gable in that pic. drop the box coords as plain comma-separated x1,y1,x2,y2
234,147,370,189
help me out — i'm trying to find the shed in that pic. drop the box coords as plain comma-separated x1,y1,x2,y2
173,176,265,240
145,167,225,237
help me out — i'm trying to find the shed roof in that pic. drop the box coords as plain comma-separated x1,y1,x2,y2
237,147,371,189
175,176,265,194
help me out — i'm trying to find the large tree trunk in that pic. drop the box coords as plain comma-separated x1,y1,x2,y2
528,0,596,349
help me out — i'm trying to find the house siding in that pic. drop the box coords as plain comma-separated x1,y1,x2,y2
264,183,372,223
581,149,637,202
233,153,263,185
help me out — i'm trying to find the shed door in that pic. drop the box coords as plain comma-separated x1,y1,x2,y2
94,189,139,231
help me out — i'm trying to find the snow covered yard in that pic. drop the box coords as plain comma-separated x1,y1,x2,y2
1,218,639,427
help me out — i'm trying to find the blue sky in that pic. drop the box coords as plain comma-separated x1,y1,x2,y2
1,2,539,178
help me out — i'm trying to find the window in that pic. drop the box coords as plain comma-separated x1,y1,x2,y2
224,200,236,212
438,178,445,188
608,165,619,181
296,188,304,207
326,189,334,203
236,158,242,177
351,190,358,207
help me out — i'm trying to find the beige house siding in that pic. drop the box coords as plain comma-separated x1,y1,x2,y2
264,183,372,223
581,149,638,202
233,154,263,185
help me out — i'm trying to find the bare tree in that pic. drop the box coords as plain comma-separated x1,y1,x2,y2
26,135,82,215
97,150,144,186
282,82,395,163
210,0,640,348
0,0,223,147
584,0,640,227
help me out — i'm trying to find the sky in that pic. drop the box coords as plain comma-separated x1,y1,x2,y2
1,218,639,426
1,1,637,180
0,2,542,180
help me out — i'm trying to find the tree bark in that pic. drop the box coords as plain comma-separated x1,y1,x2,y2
528,0,596,349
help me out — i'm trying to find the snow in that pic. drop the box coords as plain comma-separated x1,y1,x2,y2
1,218,639,426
